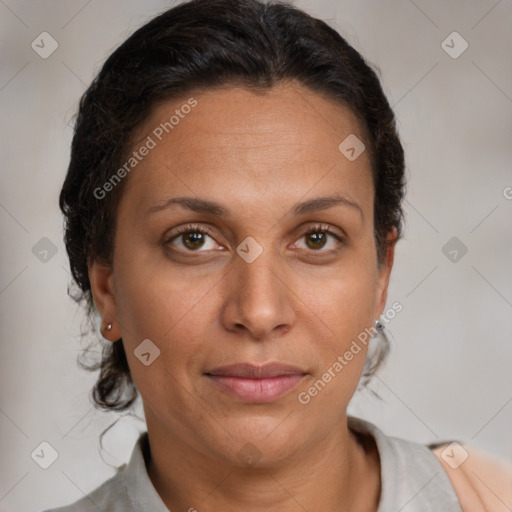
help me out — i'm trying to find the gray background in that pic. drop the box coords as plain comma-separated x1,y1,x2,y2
1,1,511,510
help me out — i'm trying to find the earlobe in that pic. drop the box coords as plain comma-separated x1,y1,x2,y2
88,257,121,341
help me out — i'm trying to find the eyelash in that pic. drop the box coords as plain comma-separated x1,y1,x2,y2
165,223,344,255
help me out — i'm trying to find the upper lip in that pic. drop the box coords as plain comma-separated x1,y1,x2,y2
205,363,306,378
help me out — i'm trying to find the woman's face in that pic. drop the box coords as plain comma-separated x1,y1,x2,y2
90,82,395,466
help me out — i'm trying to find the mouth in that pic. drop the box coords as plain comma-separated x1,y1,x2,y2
204,363,307,403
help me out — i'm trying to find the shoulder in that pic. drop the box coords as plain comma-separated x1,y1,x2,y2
40,464,131,512
431,442,512,512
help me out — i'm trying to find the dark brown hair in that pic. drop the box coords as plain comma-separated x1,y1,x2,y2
60,0,406,412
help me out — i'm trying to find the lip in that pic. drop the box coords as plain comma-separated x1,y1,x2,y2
206,362,305,378
205,363,307,403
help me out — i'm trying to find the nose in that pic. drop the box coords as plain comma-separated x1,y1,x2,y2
220,247,296,341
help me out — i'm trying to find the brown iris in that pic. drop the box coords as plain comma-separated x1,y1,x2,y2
182,232,206,250
305,231,327,250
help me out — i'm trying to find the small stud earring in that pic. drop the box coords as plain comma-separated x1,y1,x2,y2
102,323,113,339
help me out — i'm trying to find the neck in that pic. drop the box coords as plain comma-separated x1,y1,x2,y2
145,416,380,512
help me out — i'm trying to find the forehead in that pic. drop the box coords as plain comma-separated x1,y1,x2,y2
120,82,373,217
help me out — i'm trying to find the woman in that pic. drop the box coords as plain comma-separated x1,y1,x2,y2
45,0,512,510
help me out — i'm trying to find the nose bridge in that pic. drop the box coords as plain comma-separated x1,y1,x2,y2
227,238,294,337
236,240,282,302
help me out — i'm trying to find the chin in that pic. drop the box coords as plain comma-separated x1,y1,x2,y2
205,415,311,467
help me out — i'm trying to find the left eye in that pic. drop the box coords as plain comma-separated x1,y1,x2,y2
294,227,343,252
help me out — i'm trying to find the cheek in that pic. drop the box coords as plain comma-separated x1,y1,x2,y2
315,252,379,337
298,270,378,416
112,247,227,390
113,240,211,336
112,260,214,411
301,247,379,392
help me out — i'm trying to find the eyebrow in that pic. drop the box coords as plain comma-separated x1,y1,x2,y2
147,194,363,219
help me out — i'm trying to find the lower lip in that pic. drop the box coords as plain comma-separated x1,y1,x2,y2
206,374,306,403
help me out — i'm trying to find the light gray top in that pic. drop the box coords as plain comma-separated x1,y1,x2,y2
41,416,463,512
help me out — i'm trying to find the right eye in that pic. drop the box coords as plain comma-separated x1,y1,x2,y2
165,224,225,253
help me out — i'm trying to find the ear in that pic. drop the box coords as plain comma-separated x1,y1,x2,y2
88,256,122,341
374,227,398,318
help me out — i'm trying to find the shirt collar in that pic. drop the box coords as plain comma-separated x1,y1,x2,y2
123,431,171,511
